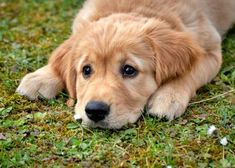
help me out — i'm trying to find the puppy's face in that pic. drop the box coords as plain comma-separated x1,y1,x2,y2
73,18,158,129
75,51,157,128
64,15,202,129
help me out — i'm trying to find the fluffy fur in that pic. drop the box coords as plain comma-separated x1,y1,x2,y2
17,0,235,129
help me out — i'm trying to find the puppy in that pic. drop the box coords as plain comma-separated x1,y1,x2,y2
17,0,235,129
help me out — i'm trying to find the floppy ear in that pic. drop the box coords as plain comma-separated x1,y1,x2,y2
49,20,91,101
64,52,77,100
49,36,77,99
143,19,205,85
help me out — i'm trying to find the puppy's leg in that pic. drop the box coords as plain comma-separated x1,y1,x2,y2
148,47,222,120
17,35,76,100
16,65,63,100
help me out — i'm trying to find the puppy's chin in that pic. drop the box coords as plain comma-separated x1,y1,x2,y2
81,120,110,129
79,111,142,129
75,102,143,129
81,119,132,129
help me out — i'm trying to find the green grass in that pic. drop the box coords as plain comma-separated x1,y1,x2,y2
0,0,234,167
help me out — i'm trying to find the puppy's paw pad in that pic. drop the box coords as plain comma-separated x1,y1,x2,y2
16,73,41,100
16,66,62,100
16,87,37,100
148,93,187,120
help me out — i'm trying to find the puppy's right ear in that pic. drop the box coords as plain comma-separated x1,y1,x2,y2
49,36,77,99
142,19,205,85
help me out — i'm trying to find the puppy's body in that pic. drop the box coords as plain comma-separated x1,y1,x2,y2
17,0,235,128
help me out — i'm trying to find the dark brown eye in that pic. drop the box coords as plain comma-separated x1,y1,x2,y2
121,64,138,78
82,65,92,78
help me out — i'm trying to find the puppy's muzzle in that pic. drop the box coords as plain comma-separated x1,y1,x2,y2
85,101,110,122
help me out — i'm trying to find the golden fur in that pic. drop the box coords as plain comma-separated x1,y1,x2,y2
17,0,235,128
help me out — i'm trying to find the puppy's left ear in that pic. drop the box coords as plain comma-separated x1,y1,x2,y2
143,19,206,85
49,36,77,100
65,53,77,101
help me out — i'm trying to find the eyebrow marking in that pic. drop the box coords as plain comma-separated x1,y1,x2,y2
129,54,145,70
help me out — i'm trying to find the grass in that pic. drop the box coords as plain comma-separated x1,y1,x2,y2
0,0,234,167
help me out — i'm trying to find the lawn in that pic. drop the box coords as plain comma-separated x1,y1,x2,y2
0,0,234,167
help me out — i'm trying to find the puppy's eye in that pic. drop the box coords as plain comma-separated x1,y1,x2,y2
121,65,138,78
82,65,92,78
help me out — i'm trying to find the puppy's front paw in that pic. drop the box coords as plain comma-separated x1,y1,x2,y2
147,88,189,120
16,66,63,100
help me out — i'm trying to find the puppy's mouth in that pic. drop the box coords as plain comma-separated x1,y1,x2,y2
74,113,111,128
74,104,143,129
76,112,141,129
82,120,110,129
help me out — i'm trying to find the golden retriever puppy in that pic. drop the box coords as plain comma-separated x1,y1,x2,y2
17,0,235,129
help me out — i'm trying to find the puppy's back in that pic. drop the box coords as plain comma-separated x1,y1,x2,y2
203,0,235,35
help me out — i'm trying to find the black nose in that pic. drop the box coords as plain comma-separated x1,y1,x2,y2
85,101,110,122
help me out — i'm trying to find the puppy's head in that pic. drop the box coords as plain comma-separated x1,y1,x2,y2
52,14,204,129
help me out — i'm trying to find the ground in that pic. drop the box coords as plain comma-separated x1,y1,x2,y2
0,0,234,167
